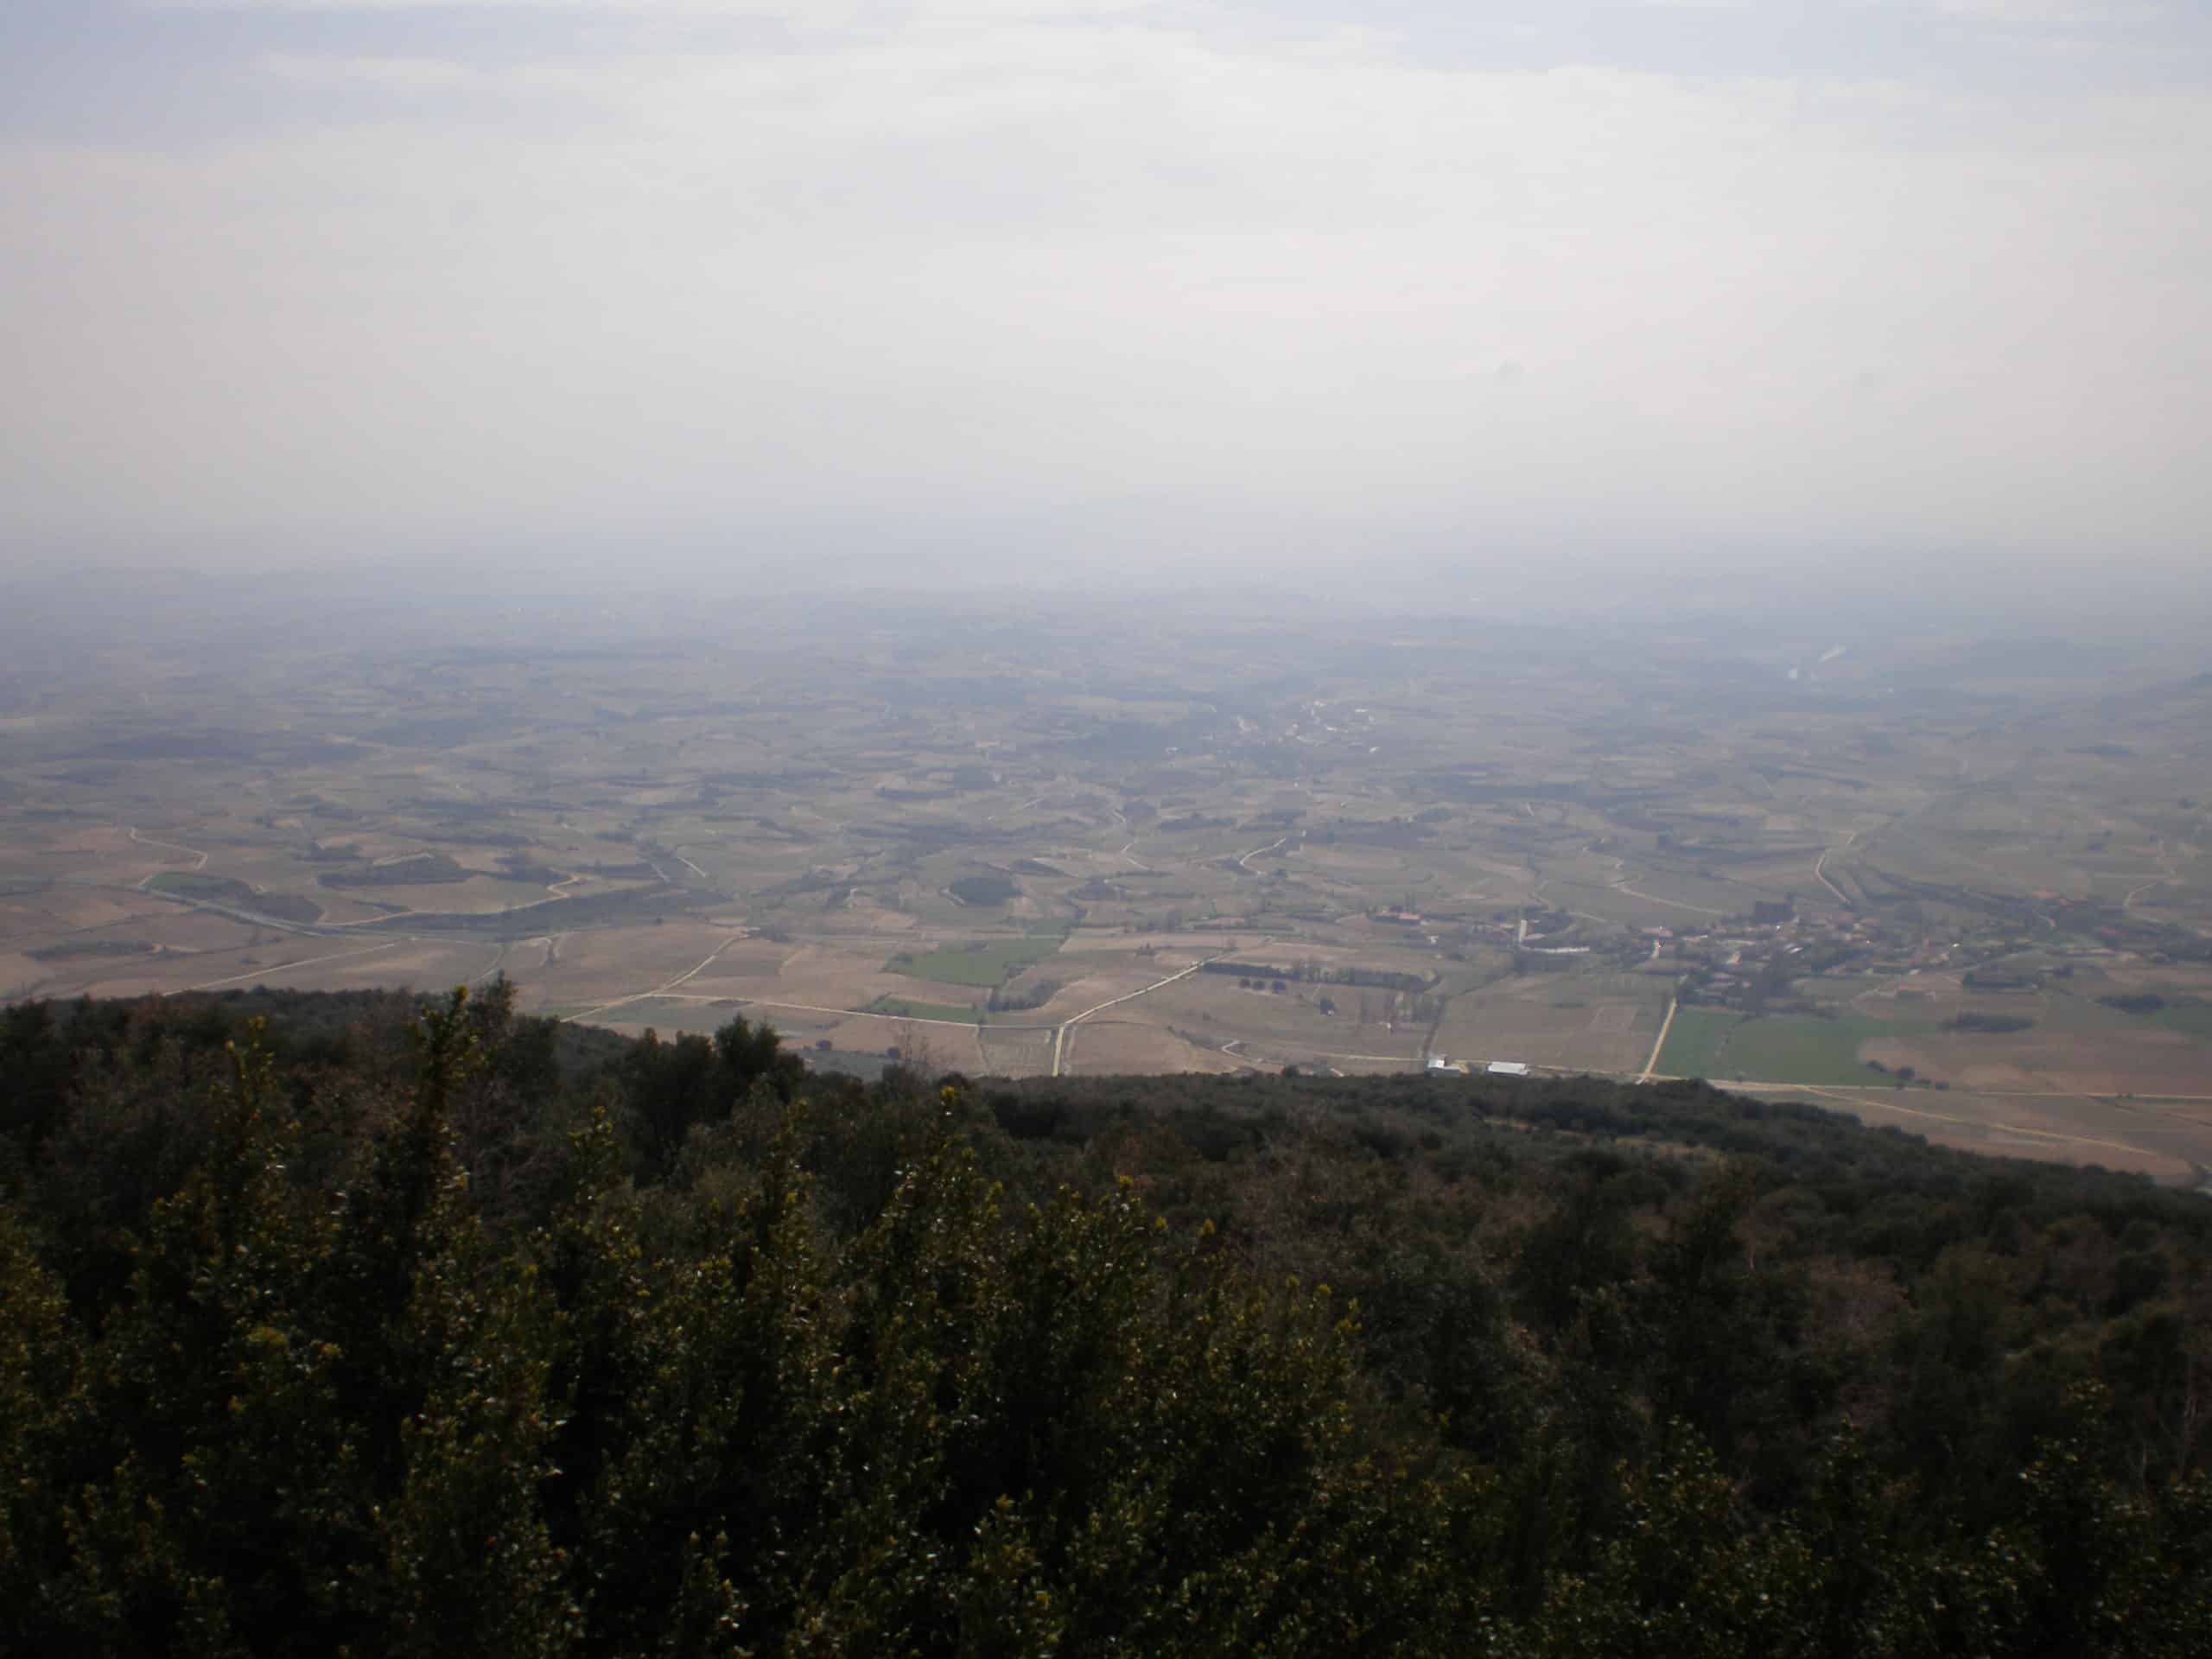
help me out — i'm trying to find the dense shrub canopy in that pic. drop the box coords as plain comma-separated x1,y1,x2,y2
3,983,2209,1656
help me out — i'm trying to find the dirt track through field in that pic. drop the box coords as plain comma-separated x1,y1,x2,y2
169,939,407,995
1639,997,1677,1083
127,827,210,872
1052,943,1266,1077
564,931,751,1024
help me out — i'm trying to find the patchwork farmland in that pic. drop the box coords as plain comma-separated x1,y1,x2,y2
4,592,2209,1180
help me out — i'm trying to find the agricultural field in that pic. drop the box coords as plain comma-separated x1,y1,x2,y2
1434,975,1674,1077
1653,1007,1741,1084
866,996,985,1025
1726,1081,2212,1186
887,934,1064,989
1657,1010,1913,1088
3,588,2210,1179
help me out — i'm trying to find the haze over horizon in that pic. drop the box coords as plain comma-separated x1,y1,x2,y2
4,1,2207,593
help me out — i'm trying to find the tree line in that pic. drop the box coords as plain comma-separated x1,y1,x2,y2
2,982,2209,1656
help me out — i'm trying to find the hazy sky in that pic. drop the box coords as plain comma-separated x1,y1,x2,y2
3,1,2207,585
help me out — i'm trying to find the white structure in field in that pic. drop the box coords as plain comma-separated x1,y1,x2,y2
1486,1061,1530,1077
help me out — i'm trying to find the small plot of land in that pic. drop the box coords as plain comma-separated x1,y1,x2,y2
867,995,983,1025
43,891,172,932
146,871,257,901
1543,878,1738,929
887,935,1063,988
1656,1007,1739,1080
330,879,562,916
102,908,265,955
594,995,748,1038
997,955,1189,1022
146,871,324,924
976,1026,1058,1077
947,874,1020,907
259,940,506,995
1726,1014,1906,1086
1841,986,2212,1099
509,922,749,1014
56,936,459,1001
1136,974,1409,1064
26,938,158,962
318,853,473,888
1432,976,1671,1075
1060,1019,1243,1077
2152,1001,2212,1043
1659,1009,1910,1087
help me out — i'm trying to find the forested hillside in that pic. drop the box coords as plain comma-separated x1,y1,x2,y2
3,984,2209,1656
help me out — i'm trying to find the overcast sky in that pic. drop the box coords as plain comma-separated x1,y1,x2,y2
3,1,2207,590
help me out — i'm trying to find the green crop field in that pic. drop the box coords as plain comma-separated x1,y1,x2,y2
2150,1001,2212,1044
887,936,1063,988
1656,1007,1738,1080
1728,1014,1904,1084
1662,1010,1909,1086
867,995,984,1024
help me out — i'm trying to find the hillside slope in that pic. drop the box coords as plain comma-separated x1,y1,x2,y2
3,985,2209,1656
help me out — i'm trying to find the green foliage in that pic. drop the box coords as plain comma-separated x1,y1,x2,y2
864,995,982,1025
889,936,1062,988
317,852,473,888
144,870,262,901
2098,993,2166,1016
6,990,2212,1656
617,1012,806,1176
1662,1010,1907,1085
1946,1013,2037,1034
949,874,1020,907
